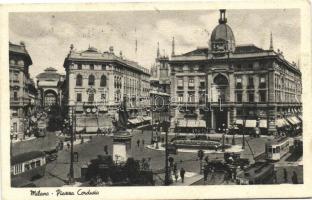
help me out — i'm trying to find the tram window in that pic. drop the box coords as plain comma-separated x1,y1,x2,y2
276,147,280,153
24,164,30,171
273,148,276,153
268,147,272,153
30,162,36,169
35,160,41,167
14,164,22,174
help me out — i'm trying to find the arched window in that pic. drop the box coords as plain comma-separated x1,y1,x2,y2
76,74,83,86
100,75,107,87
88,74,95,86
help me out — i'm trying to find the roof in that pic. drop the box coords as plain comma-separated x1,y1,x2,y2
37,67,61,79
239,161,274,180
210,23,235,43
44,67,57,72
64,46,150,75
234,44,265,54
181,44,266,57
11,151,45,165
9,42,32,65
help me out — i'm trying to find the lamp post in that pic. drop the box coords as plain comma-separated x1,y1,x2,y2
164,116,171,185
232,125,236,145
242,103,246,149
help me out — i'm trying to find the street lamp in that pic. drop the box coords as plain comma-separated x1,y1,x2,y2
222,123,226,152
232,125,236,145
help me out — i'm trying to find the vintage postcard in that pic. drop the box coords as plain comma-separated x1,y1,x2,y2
0,1,312,199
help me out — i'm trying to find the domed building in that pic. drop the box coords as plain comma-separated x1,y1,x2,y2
210,9,236,52
163,9,302,136
36,67,65,108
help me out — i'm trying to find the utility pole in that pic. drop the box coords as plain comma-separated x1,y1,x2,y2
242,103,246,149
69,106,74,184
164,120,170,185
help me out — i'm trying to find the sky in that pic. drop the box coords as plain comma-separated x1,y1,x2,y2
9,9,300,80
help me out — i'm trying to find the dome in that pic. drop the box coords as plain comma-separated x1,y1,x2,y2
210,10,236,52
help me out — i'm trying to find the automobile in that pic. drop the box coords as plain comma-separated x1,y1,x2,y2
44,148,58,162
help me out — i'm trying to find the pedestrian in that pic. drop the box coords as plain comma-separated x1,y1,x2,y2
173,162,177,174
174,171,179,183
104,145,108,155
291,171,299,184
273,170,277,184
283,168,288,183
137,139,140,147
67,142,70,150
210,166,215,181
223,171,229,184
180,167,185,183
226,137,229,144
203,166,208,183
142,139,145,146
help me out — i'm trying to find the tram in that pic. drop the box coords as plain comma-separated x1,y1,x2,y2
236,161,274,185
265,137,290,161
11,151,46,182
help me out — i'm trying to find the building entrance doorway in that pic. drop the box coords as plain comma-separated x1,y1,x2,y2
215,109,228,133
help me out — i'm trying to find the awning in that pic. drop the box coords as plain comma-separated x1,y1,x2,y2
259,119,267,128
75,107,84,112
86,127,99,133
245,120,257,128
198,120,206,128
276,119,286,128
76,127,85,132
143,116,152,121
298,114,302,121
128,118,140,124
177,119,187,127
287,116,301,125
187,120,196,127
99,106,108,112
137,116,145,123
235,119,243,125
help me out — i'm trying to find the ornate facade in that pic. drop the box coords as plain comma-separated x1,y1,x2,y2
63,45,150,132
36,67,65,108
165,10,302,135
9,42,37,137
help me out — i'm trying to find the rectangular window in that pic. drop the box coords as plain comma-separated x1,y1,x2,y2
177,93,183,102
24,163,30,171
13,122,17,132
259,77,266,88
188,92,195,102
177,79,183,87
259,91,266,102
76,93,82,102
90,64,94,70
188,78,194,87
236,92,242,103
101,64,106,70
35,160,41,167
236,77,242,89
248,92,254,102
248,76,254,88
13,91,18,100
101,93,106,102
199,80,205,88
88,93,94,102
77,64,82,70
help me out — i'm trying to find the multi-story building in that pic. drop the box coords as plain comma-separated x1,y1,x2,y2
9,42,37,137
37,67,65,108
63,45,150,132
165,10,302,135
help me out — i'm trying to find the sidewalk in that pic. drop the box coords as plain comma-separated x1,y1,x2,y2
11,135,37,144
170,172,203,186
